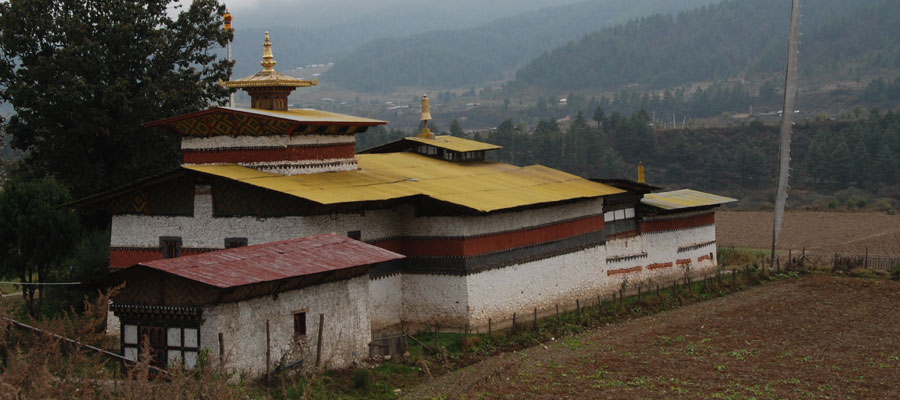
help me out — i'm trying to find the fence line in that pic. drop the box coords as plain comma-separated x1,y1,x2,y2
833,252,900,272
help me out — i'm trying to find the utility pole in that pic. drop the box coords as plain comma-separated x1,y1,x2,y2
771,0,801,269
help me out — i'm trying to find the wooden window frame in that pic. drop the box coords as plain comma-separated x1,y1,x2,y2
160,236,182,259
293,311,307,337
224,237,248,249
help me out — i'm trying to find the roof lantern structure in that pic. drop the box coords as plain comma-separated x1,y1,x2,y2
224,32,317,111
418,94,434,139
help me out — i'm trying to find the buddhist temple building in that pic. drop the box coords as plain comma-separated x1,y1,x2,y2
74,33,735,376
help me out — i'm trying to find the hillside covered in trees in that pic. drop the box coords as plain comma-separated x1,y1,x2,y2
512,0,899,91
392,108,899,210
324,0,719,91
228,0,582,77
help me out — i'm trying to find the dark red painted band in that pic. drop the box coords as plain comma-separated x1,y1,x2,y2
373,215,604,258
641,213,715,233
183,143,355,164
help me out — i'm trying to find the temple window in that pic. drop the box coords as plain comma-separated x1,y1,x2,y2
160,236,182,259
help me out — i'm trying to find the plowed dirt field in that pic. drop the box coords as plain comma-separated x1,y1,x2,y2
716,211,900,256
405,275,900,399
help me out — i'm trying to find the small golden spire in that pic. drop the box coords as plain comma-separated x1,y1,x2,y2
418,94,434,139
261,31,276,72
637,162,646,184
223,10,233,31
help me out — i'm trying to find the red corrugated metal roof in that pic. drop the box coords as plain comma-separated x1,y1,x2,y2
138,233,403,289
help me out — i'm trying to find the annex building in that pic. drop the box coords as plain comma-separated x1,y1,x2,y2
79,34,735,376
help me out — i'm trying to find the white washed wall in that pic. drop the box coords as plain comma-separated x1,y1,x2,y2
401,273,469,328
181,135,355,150
464,245,609,328
200,275,370,377
110,193,602,249
400,198,603,237
368,274,403,334
110,192,403,249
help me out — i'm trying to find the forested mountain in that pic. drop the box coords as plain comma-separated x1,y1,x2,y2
469,109,900,209
512,0,899,91
324,0,720,91
228,0,582,77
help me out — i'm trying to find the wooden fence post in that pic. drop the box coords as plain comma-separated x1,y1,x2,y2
865,247,869,269
533,308,538,331
316,314,324,368
265,320,271,381
576,299,581,316
555,304,560,324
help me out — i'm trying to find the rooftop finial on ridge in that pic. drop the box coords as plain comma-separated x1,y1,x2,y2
261,31,276,71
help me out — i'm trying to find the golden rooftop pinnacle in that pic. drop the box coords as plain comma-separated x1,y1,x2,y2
261,31,276,71
223,32,318,110
224,32,317,90
418,94,434,139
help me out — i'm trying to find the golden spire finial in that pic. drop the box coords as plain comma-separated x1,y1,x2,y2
418,94,434,139
223,10,233,31
638,162,645,184
261,31,276,72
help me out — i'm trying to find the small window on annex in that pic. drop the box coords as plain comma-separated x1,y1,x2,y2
294,312,307,337
160,236,182,259
224,237,248,249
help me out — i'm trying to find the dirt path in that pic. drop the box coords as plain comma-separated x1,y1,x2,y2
405,275,900,399
716,211,900,256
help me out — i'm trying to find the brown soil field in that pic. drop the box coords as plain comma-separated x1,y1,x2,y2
405,275,900,399
716,211,900,257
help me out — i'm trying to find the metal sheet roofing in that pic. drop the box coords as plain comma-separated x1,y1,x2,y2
185,153,624,212
220,107,385,125
641,189,737,210
405,135,502,152
138,233,404,288
145,107,385,129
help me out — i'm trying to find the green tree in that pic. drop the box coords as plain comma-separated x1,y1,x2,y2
0,0,232,198
449,119,463,137
873,143,897,184
831,140,854,186
0,175,80,316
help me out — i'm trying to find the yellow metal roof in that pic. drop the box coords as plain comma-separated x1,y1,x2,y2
641,189,736,210
220,107,386,125
185,153,623,212
405,135,502,152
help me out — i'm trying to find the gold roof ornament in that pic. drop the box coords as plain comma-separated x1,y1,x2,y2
223,10,233,31
223,32,318,110
418,94,435,139
224,32,318,89
260,31,276,71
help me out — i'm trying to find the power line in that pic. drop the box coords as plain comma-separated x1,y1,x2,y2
0,282,81,286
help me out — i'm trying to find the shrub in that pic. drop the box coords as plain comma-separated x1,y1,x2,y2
352,368,370,390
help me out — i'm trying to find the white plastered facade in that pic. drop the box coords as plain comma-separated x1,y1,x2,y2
110,188,720,350
200,275,371,376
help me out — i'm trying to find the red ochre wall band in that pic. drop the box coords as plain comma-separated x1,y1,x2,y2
641,212,715,233
182,143,355,164
109,247,215,269
108,216,604,268
647,262,674,270
372,215,604,258
608,266,642,276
